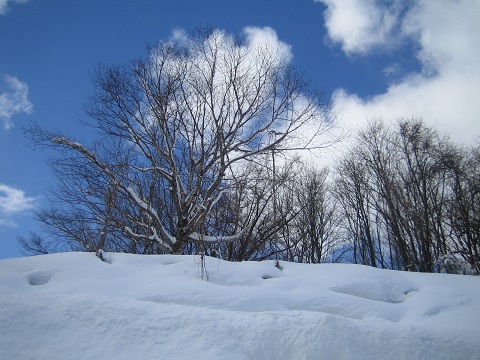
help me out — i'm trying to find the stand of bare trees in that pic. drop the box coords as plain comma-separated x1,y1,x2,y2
333,119,480,274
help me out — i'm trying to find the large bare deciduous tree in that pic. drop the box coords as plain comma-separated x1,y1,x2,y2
27,28,333,255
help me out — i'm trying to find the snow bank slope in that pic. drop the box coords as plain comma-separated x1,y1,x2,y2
0,252,479,359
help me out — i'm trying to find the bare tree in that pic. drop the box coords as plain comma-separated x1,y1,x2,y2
333,150,380,267
200,154,307,262
290,166,341,263
26,28,332,255
448,144,480,273
333,118,474,273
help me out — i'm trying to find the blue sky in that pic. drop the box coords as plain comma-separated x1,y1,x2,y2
1,0,479,259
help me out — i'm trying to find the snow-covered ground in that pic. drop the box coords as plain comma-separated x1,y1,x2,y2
0,252,479,359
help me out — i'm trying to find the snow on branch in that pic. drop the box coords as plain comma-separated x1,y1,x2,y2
188,231,244,244
52,136,177,251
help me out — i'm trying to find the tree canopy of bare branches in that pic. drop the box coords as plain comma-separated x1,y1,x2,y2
333,119,480,274
26,28,333,256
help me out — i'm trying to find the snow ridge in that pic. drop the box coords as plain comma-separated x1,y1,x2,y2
0,252,479,359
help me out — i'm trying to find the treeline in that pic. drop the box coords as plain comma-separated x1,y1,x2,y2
18,30,479,274
21,118,480,274
213,118,480,274
333,119,479,274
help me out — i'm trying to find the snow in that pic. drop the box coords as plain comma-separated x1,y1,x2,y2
0,253,479,359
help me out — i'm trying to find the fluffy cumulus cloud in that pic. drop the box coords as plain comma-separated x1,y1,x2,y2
317,0,480,144
156,27,329,163
319,0,408,55
0,184,37,227
0,75,33,130
159,26,296,128
242,26,293,64
0,0,29,15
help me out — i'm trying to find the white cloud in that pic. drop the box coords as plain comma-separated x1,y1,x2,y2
242,26,293,64
0,0,29,15
318,0,408,55
157,26,294,122
0,75,33,130
0,184,37,227
317,0,480,144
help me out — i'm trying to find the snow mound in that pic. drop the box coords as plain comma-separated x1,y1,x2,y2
0,252,479,359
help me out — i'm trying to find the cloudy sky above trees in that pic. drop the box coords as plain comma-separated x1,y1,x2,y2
0,0,479,258
320,0,480,142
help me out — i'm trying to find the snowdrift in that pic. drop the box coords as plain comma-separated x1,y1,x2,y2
0,252,479,359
